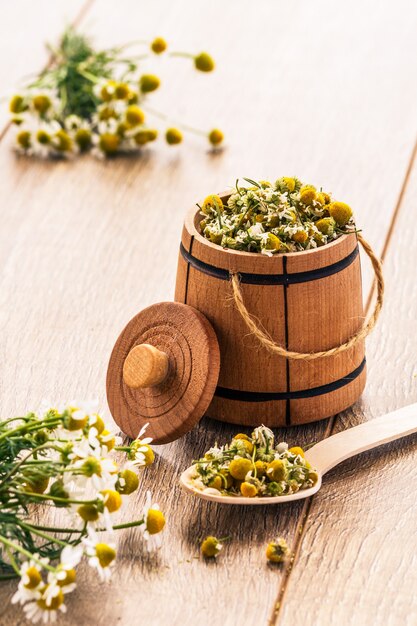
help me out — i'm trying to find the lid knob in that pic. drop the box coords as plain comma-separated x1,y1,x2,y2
122,344,169,389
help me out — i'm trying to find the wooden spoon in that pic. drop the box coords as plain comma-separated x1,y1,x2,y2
180,403,417,505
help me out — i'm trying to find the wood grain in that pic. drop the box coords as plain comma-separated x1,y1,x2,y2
275,156,417,626
1,0,417,625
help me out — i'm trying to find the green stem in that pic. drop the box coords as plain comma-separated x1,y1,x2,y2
8,488,98,506
5,547,21,575
0,418,61,443
0,443,60,486
143,105,207,136
111,519,144,531
169,51,194,60
17,521,69,547
22,524,82,534
0,573,19,580
0,535,56,572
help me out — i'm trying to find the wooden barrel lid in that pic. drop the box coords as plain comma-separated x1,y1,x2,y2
106,302,220,444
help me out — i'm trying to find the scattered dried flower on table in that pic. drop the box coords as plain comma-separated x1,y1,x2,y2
9,27,224,160
201,536,223,558
200,177,357,254
0,403,165,623
189,426,318,498
266,538,289,563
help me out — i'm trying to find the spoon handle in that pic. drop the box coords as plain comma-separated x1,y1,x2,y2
304,403,417,475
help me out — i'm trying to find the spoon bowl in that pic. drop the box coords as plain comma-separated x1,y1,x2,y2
179,403,417,505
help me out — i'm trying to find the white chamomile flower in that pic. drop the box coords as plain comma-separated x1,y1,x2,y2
276,441,288,454
83,529,116,582
140,491,165,551
252,425,275,449
64,114,82,131
23,583,66,624
46,544,82,594
11,557,45,605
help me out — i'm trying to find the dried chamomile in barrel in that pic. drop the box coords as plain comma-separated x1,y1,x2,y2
199,177,356,254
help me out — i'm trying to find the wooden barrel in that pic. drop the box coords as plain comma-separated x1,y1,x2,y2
175,192,366,427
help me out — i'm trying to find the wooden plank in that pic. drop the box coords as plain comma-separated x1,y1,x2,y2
276,151,417,625
0,0,89,131
0,0,417,624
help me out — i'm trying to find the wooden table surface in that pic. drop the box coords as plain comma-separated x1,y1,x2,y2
1,1,417,625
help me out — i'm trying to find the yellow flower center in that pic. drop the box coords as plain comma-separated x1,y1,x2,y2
10,95,27,114
146,509,165,535
75,128,92,152
32,95,52,114
77,504,100,522
201,536,220,558
54,129,72,152
240,481,258,497
95,543,116,568
130,440,155,466
229,458,253,481
208,128,224,146
299,186,316,205
81,456,102,477
114,83,130,99
282,177,296,192
292,230,308,244
100,429,116,451
151,37,167,54
57,568,76,587
140,74,160,93
66,415,88,431
23,566,42,589
100,81,116,101
328,201,353,226
125,105,145,127
17,130,31,149
100,489,122,513
36,130,51,145
90,414,105,434
98,106,117,121
117,469,139,495
24,475,49,494
288,446,305,458
165,128,182,145
201,194,223,215
37,587,64,611
194,52,215,72
99,133,120,155
267,459,286,482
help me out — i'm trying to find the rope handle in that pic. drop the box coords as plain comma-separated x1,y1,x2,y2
230,234,384,361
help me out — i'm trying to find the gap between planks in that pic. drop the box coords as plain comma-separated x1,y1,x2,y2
270,136,417,625
0,0,95,143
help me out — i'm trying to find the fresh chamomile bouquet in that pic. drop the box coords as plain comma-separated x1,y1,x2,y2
0,402,165,623
9,27,224,159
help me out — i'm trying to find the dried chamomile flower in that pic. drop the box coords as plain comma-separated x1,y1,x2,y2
266,538,289,563
189,427,318,498
328,201,353,226
201,536,223,558
200,177,357,254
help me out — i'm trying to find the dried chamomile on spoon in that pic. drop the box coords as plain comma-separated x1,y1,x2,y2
180,426,319,505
